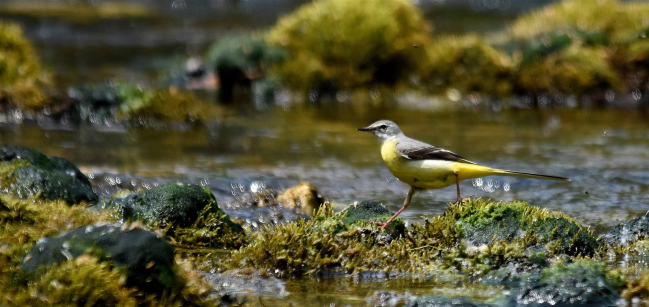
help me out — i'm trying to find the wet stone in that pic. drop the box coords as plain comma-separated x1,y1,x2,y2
367,290,414,307
104,182,242,232
599,211,649,246
514,261,623,307
21,224,175,292
203,269,288,299
406,295,487,307
1,145,98,204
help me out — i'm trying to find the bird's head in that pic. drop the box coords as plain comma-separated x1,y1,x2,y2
357,120,403,140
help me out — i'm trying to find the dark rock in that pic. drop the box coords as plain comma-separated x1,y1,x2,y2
203,269,288,299
514,260,623,307
406,295,486,307
341,200,406,237
1,145,98,204
105,183,242,232
599,212,649,246
21,224,175,292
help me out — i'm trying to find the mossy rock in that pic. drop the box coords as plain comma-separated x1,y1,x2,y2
339,200,405,238
266,0,432,92
515,260,624,306
423,35,514,99
444,199,597,256
0,145,97,204
66,83,218,125
0,21,49,110
21,224,175,292
105,183,242,232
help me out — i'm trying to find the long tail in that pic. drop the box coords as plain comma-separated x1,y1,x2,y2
498,169,570,181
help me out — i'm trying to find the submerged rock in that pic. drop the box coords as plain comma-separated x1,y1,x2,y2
406,295,487,307
203,268,288,299
599,211,649,246
0,145,97,204
21,223,175,292
514,260,624,306
104,182,242,232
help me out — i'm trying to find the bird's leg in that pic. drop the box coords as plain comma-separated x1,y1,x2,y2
374,186,415,230
453,171,468,204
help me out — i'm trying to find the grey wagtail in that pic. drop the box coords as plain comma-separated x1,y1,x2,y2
357,120,570,229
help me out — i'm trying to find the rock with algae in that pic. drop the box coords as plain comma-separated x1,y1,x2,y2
266,0,432,92
102,182,245,249
21,223,175,292
0,145,98,204
448,199,598,256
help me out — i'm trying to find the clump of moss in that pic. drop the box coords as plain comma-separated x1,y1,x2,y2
222,203,440,276
115,84,218,124
266,0,432,92
0,21,50,110
423,35,514,99
508,0,649,43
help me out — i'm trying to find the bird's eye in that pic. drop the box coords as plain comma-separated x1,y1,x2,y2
378,125,387,130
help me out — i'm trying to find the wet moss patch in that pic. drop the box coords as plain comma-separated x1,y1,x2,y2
0,20,50,111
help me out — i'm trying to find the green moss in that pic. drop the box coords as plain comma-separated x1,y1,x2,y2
509,0,649,43
0,20,50,110
445,199,597,256
266,0,432,91
423,35,514,99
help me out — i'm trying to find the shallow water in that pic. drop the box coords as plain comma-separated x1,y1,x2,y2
3,106,649,235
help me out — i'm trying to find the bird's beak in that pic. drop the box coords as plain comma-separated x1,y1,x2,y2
357,126,372,131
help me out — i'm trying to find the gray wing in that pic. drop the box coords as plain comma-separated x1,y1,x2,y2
395,137,476,164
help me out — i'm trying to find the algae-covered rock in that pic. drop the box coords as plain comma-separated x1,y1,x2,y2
423,35,514,99
0,21,49,111
65,83,218,125
515,260,624,306
599,211,649,246
0,145,97,204
266,0,432,92
205,35,284,103
105,183,242,232
482,246,548,287
450,200,597,256
21,224,175,292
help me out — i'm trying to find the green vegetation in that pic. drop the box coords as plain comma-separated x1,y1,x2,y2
266,0,432,92
0,21,49,110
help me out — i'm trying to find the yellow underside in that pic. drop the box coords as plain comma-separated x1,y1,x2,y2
380,139,508,189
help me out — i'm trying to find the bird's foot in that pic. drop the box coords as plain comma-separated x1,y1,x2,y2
451,197,471,206
372,220,393,230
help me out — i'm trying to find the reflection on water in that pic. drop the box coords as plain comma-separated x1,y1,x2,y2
2,106,649,234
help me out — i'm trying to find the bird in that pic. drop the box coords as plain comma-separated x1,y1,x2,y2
357,120,570,229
